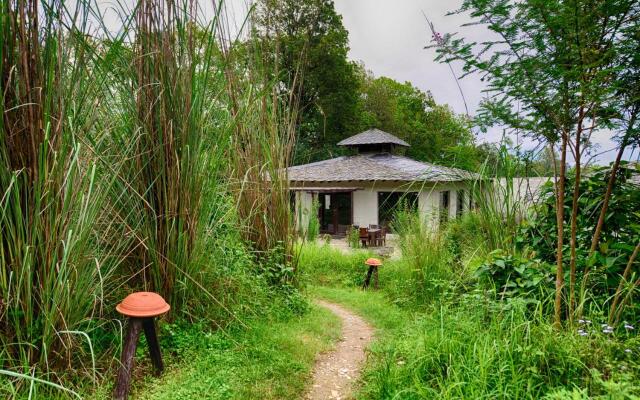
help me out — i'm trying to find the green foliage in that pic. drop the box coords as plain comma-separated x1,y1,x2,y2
0,0,121,381
519,164,640,310
298,243,372,287
312,286,640,400
390,209,456,304
118,303,340,400
346,226,361,248
360,294,639,399
254,0,492,168
0,0,307,396
254,0,361,163
444,212,487,269
357,73,481,170
306,198,320,242
442,0,638,144
476,250,555,301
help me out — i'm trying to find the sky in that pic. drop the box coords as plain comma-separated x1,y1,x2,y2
331,0,635,165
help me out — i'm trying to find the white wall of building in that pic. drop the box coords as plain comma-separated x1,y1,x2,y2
292,178,551,233
292,180,474,232
295,191,314,234
352,189,378,226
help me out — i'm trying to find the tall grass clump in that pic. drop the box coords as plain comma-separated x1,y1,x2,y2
104,0,222,312
298,243,372,287
224,18,299,285
0,0,120,385
471,144,528,251
360,295,637,399
306,198,320,242
390,208,455,304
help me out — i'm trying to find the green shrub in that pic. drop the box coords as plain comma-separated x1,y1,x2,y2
445,212,489,272
476,249,556,302
346,226,361,248
392,209,457,304
518,164,640,318
306,199,320,242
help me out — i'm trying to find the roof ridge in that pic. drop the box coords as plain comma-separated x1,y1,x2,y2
337,128,410,147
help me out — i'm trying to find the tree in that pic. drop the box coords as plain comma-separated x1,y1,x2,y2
253,0,361,163
357,70,482,170
440,0,640,326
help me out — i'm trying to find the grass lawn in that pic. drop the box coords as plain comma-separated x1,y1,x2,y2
89,304,341,400
308,286,408,333
310,285,640,399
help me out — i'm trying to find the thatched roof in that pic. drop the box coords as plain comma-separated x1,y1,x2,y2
287,153,478,183
337,129,410,147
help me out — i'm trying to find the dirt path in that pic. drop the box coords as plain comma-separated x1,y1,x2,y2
305,300,375,400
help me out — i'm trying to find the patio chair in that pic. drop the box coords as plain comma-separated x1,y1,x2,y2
359,227,369,247
377,227,386,247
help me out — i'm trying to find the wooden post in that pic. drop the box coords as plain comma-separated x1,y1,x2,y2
362,266,374,289
142,318,164,375
113,318,143,400
114,291,170,400
374,266,379,289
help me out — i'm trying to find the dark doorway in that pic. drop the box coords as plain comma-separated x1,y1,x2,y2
378,192,418,230
440,190,450,223
319,192,352,235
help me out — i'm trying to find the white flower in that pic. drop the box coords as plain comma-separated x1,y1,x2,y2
578,329,588,337
624,324,634,330
625,349,632,353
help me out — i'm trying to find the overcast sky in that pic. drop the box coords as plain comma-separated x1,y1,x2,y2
332,0,636,165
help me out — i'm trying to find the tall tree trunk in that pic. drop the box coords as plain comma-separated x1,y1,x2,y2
554,132,568,328
588,112,637,257
577,111,638,320
568,108,584,323
609,241,640,325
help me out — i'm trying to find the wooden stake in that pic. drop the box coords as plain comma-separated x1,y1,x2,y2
114,318,143,400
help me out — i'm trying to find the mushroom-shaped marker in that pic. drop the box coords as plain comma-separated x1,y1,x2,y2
363,258,382,289
114,292,170,400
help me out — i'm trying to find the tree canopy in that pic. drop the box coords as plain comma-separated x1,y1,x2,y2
253,0,487,170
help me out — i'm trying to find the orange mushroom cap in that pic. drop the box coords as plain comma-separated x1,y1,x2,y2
365,258,382,266
116,292,170,318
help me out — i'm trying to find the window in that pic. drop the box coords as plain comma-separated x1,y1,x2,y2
440,190,450,223
456,190,465,217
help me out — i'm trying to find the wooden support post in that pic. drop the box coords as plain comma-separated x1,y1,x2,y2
362,266,374,289
142,318,164,375
113,318,143,400
114,291,169,400
374,266,379,289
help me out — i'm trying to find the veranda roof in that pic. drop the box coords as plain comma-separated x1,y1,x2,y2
337,128,410,147
287,153,478,183
289,187,363,192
